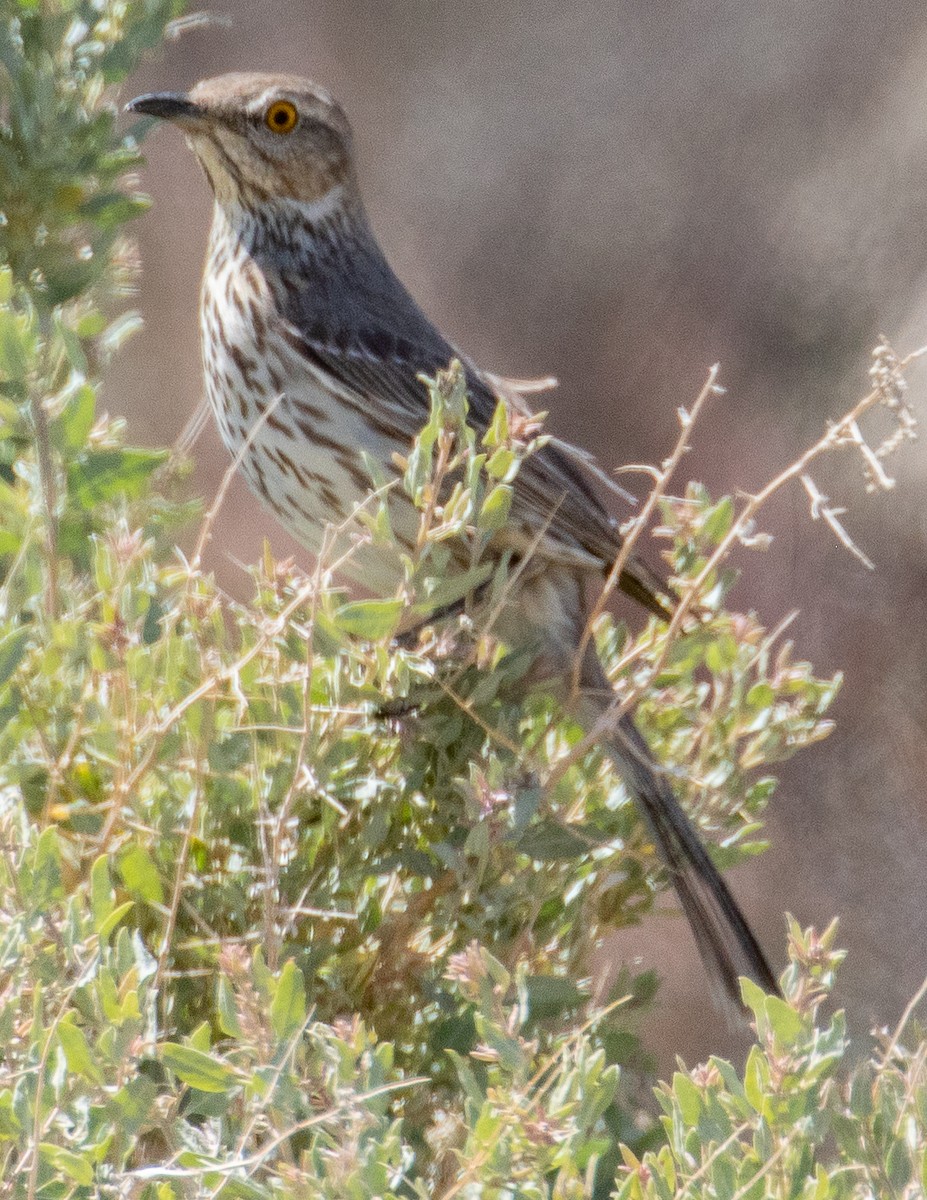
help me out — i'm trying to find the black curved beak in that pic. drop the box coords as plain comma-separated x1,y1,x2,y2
125,92,205,126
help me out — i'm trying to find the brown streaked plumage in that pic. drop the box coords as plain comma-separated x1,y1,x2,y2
127,72,779,1012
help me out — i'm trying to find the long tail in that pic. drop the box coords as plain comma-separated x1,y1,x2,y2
587,684,780,1012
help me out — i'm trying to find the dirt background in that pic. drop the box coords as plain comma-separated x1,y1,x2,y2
116,0,927,1069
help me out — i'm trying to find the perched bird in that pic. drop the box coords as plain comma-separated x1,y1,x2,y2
127,73,779,1009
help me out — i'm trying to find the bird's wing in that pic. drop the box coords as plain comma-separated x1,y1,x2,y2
267,233,672,618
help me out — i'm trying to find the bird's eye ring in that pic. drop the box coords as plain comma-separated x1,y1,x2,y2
265,100,298,134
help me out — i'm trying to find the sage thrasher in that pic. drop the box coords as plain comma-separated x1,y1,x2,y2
128,73,778,1009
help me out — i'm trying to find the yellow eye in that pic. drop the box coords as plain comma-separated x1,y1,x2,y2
265,100,298,134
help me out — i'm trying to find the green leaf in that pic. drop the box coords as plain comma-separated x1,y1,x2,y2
40,1144,94,1186
746,683,775,710
447,1050,486,1108
485,447,517,481
90,853,114,930
0,395,22,439
0,1089,22,1138
812,1163,831,1199
68,446,168,507
702,496,735,542
483,400,509,448
739,977,768,1024
97,901,134,942
479,483,513,530
431,1011,477,1056
118,844,164,905
270,960,307,1042
523,975,587,1022
28,826,63,905
764,995,805,1046
849,1070,873,1117
886,1140,912,1190
711,1153,736,1200
512,785,542,833
215,1180,269,1200
75,311,107,338
190,1022,212,1052
335,598,404,640
55,383,96,451
80,191,148,228
0,310,32,381
743,1044,769,1113
160,1043,241,1093
108,1076,158,1135
208,733,251,773
418,561,493,613
216,976,243,1039
705,633,738,674
58,1019,104,1084
672,1071,702,1125
0,628,28,689
517,821,597,861
142,597,164,644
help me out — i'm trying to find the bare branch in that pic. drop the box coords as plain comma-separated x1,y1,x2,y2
799,473,875,570
571,363,724,698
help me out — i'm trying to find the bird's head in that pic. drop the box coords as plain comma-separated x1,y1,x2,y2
127,73,356,217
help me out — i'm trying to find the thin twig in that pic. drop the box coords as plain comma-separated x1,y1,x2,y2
31,315,60,620
653,343,927,683
728,1138,791,1200
128,1077,428,1181
545,342,927,798
190,390,286,571
799,474,874,570
23,952,100,1200
571,364,723,699
881,973,927,1068
153,735,208,1030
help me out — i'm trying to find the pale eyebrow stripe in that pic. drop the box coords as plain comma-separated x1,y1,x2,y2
252,88,290,114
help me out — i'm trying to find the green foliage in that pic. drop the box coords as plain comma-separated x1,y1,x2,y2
1,2,924,1196
619,922,927,1200
0,0,183,305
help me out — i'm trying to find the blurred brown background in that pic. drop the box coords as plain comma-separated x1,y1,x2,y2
116,0,927,1066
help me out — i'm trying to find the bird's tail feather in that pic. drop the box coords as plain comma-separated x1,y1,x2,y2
598,706,780,1014
506,565,778,1014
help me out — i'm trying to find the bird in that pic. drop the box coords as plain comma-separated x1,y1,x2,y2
127,72,779,1011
